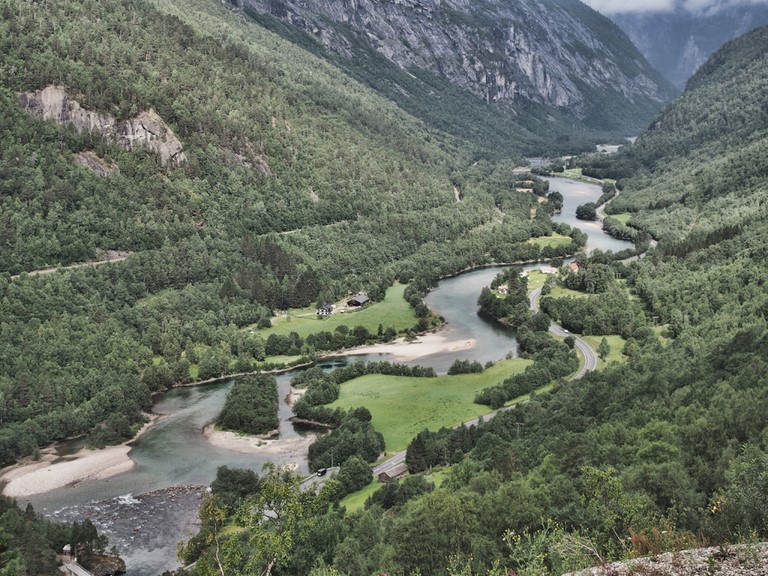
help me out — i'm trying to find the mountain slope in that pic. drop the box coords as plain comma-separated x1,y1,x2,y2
236,0,675,136
0,0,568,465
611,5,768,89
181,25,768,574
603,25,768,243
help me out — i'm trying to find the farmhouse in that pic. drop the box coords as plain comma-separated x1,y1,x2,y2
377,463,409,483
347,293,370,307
316,304,334,316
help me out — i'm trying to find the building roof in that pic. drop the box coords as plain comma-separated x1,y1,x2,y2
378,463,409,480
348,293,370,305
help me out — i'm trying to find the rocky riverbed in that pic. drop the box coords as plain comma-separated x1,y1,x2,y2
46,485,205,575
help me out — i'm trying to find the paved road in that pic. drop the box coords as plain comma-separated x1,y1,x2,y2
595,188,618,222
372,288,598,476
529,286,598,377
300,466,339,491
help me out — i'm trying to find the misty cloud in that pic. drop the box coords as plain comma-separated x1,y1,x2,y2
583,0,768,15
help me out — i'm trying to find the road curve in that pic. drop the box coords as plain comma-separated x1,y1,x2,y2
529,285,598,377
371,286,598,478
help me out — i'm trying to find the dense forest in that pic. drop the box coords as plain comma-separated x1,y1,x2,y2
179,22,768,576
0,0,577,465
5,0,768,574
0,496,120,575
217,374,279,436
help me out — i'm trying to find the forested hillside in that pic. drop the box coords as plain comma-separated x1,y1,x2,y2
0,0,570,464
181,24,768,576
588,25,768,244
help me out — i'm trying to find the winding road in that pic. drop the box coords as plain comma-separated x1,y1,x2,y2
371,284,598,479
528,285,598,377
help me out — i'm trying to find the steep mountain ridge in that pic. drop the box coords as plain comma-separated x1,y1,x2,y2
236,0,674,133
602,25,768,243
611,5,768,89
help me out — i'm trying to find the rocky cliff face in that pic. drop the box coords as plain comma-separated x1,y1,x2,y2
238,0,673,127
18,85,186,166
611,6,768,90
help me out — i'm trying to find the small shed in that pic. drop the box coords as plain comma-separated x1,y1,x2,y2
377,463,409,484
347,293,370,307
567,262,581,272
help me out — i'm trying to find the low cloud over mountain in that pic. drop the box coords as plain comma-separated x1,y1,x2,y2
584,0,768,15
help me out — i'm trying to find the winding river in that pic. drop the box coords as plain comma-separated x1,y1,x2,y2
21,177,632,575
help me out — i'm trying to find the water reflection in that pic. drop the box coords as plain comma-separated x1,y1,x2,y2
547,177,634,254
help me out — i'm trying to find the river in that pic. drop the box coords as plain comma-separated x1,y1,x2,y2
22,177,631,575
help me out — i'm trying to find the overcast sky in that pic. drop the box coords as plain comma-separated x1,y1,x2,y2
583,0,768,15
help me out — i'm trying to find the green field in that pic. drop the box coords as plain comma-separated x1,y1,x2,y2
328,358,532,452
339,478,380,512
563,167,583,176
252,284,417,339
527,233,571,248
582,335,627,369
260,354,304,366
562,168,602,184
610,213,632,224
548,285,587,299
525,270,551,291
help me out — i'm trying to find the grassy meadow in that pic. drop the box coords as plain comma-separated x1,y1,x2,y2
527,233,572,249
582,334,627,369
609,213,632,224
254,284,417,339
328,358,532,451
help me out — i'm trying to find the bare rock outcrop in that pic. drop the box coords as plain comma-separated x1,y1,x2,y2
18,86,185,166
74,151,119,177
240,0,675,121
567,542,768,576
81,554,127,576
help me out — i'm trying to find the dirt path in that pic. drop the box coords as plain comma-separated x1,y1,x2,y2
11,250,133,280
